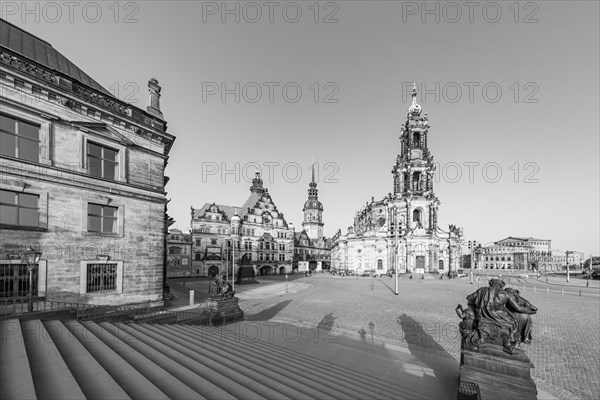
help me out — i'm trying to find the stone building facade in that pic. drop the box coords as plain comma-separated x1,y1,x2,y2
481,237,582,271
166,229,192,277
331,85,462,276
190,172,294,277
0,20,175,305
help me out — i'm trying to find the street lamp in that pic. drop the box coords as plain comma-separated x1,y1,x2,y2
468,240,478,284
22,246,42,312
565,250,572,283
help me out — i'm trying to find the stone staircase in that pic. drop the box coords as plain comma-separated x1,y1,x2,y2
0,318,428,400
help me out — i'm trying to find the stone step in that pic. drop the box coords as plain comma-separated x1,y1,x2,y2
62,320,168,399
177,323,389,399
78,320,201,399
0,319,37,400
144,322,334,400
20,319,86,400
42,320,131,400
106,321,266,400
183,323,427,400
2,318,437,399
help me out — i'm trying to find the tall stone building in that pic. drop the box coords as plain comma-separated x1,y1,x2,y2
331,84,462,275
0,19,175,305
190,171,294,277
294,167,330,271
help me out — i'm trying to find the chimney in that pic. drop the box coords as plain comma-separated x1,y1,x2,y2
147,78,164,118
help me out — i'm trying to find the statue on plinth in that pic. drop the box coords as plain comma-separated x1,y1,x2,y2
457,278,538,354
212,275,234,300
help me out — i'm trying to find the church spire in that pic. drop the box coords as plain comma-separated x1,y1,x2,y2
308,163,318,199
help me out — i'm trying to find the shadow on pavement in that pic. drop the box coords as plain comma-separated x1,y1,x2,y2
397,313,459,390
246,299,292,321
317,313,337,331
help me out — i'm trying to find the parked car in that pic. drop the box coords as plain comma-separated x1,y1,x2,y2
386,269,396,277
361,269,375,277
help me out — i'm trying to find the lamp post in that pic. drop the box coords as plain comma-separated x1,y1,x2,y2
565,250,572,283
22,246,42,312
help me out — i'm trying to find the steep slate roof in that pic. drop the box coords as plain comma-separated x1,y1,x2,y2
0,18,111,95
0,318,427,400
193,193,263,221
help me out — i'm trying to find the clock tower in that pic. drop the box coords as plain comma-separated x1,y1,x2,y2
302,165,324,240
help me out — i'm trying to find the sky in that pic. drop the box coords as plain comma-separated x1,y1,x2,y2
3,1,599,255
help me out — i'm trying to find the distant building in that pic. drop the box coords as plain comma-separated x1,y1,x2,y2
0,19,175,304
331,85,462,276
481,237,583,271
293,168,331,272
190,171,294,277
167,229,192,277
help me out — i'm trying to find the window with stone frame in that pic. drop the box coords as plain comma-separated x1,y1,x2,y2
0,190,39,228
279,254,285,261
0,114,40,162
87,203,118,233
87,141,118,180
86,263,117,292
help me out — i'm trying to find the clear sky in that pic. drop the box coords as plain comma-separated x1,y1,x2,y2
3,1,599,255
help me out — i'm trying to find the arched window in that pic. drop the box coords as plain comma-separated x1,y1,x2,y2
438,260,444,270
413,209,422,223
377,259,383,270
413,132,421,148
412,172,421,191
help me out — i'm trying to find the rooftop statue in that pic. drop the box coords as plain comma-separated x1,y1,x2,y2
456,278,538,354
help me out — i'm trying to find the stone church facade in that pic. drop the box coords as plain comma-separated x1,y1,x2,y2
331,85,462,275
0,20,175,305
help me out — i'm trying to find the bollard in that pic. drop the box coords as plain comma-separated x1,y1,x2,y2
523,285,526,292
189,290,195,306
547,287,549,294
579,290,581,297
534,286,536,292
562,288,564,295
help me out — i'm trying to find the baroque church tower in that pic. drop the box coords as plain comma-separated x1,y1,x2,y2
302,165,324,240
392,83,439,233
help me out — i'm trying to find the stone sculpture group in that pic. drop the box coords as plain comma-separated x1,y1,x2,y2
456,278,538,354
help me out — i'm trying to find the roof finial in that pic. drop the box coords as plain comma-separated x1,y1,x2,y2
311,159,315,184
408,82,422,115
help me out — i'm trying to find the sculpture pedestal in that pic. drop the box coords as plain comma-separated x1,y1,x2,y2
457,344,537,400
236,266,259,284
200,297,244,326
